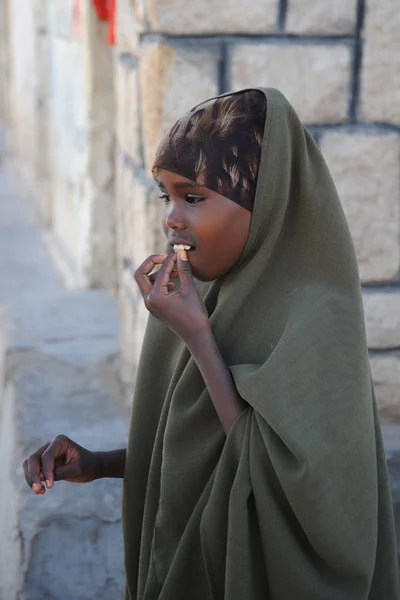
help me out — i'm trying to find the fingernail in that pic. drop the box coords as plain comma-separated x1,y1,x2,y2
33,483,41,493
46,479,51,489
180,250,188,261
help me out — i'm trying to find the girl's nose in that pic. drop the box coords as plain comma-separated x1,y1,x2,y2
165,205,186,231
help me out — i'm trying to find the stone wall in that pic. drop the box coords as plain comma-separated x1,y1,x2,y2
0,0,9,143
115,0,400,409
2,0,116,289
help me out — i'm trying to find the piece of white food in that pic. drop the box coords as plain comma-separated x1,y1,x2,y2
173,244,191,252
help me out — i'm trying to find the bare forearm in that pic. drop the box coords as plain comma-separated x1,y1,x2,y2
187,328,247,433
94,449,126,479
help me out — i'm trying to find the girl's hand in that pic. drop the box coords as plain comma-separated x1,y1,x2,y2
23,435,100,494
134,251,209,344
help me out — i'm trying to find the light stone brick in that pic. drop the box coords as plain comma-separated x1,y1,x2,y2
360,0,400,125
230,44,351,124
115,58,141,163
321,132,400,282
285,0,357,35
140,42,219,171
33,0,48,31
371,355,400,419
363,292,400,349
147,0,278,34
116,0,145,55
53,0,74,37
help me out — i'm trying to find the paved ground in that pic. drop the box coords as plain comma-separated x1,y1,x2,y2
0,168,128,599
380,421,400,561
0,171,120,367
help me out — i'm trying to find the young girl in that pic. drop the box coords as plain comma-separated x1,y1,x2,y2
24,88,399,599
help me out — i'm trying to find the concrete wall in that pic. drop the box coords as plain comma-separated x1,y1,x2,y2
45,0,117,289
2,0,116,289
114,0,400,410
0,0,10,145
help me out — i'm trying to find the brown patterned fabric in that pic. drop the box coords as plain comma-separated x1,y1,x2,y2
152,90,267,211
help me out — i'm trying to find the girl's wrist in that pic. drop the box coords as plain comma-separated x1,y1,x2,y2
185,324,213,354
93,449,126,479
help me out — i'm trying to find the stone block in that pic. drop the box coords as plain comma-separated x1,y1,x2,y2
116,0,145,55
53,0,74,38
8,0,37,174
285,0,357,35
230,43,351,124
147,0,278,34
33,0,49,32
140,41,219,171
363,292,400,349
360,0,400,125
321,132,400,282
371,354,400,420
115,57,141,163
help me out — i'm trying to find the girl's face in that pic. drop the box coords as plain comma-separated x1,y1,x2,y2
156,169,252,281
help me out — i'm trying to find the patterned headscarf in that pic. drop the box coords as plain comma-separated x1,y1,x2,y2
152,90,267,212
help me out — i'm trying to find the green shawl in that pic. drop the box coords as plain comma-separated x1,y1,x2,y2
123,88,399,599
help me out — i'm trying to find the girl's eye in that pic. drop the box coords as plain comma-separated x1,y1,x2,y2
185,195,205,205
158,193,204,205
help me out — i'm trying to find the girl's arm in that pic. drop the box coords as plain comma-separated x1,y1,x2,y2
187,328,247,433
133,251,247,433
94,448,126,479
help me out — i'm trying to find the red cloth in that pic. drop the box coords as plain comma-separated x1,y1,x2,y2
107,0,116,45
92,0,108,20
91,0,116,45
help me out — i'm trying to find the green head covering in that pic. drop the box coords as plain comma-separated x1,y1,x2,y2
123,88,399,600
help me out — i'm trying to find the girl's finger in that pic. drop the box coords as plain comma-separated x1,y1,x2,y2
149,267,179,286
23,442,50,494
54,464,81,482
152,254,177,295
176,249,193,294
134,254,169,297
